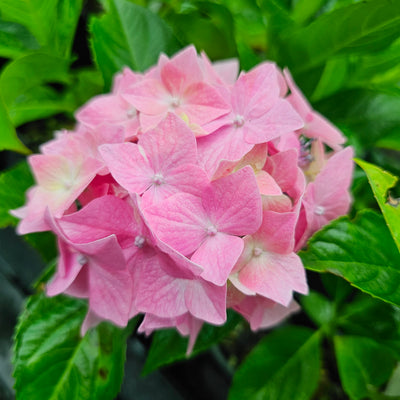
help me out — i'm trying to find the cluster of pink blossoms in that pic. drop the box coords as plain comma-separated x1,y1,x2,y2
13,46,353,351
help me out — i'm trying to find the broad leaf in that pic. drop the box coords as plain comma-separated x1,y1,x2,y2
0,0,82,57
356,159,400,252
0,161,33,228
165,2,237,60
0,19,40,59
300,210,400,307
142,310,241,375
334,336,397,400
281,0,400,73
0,53,72,126
337,293,400,347
90,0,180,89
300,291,335,328
0,97,30,153
228,326,321,400
316,89,400,151
13,292,133,400
376,130,400,152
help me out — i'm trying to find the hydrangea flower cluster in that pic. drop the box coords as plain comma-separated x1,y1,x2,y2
13,46,353,352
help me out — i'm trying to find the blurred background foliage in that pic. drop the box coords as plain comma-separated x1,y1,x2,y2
1,0,400,399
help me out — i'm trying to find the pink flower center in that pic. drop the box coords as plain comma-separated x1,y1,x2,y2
314,206,325,215
253,247,263,257
134,235,146,248
233,114,245,127
126,107,137,118
206,225,218,236
170,96,181,108
77,254,88,266
152,173,165,185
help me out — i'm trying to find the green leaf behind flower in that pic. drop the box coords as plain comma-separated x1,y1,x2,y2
90,0,180,89
13,292,134,400
300,210,400,307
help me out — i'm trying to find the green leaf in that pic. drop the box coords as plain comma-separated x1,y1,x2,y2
376,130,400,152
0,53,72,126
0,96,30,153
143,310,241,375
334,335,397,400
0,161,33,228
0,0,58,45
300,210,400,307
0,18,40,59
52,0,84,58
281,0,400,73
13,292,133,400
229,326,321,400
356,159,400,252
0,0,82,57
291,0,326,25
65,69,104,109
311,57,348,101
337,293,400,346
301,291,335,329
166,2,237,60
90,0,180,89
316,89,400,151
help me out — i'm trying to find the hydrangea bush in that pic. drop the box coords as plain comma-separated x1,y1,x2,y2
12,46,353,352
2,1,400,399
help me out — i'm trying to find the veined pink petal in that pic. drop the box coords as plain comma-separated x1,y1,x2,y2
139,113,198,172
185,279,227,324
89,254,132,327
244,98,304,144
203,166,262,235
191,233,243,286
197,125,254,177
253,209,298,254
99,142,153,194
57,195,137,246
238,247,307,306
123,78,170,115
143,193,209,256
182,82,230,125
47,239,83,296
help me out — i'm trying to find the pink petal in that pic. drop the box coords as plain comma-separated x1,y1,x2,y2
191,233,244,286
185,279,227,324
244,98,304,144
99,142,153,194
197,125,253,177
57,195,137,246
253,209,298,254
143,193,208,256
238,248,308,306
139,113,198,171
203,166,262,235
182,82,230,125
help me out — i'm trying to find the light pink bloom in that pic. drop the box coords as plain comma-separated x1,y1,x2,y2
12,150,102,234
198,63,303,176
76,94,140,140
144,166,262,285
133,250,227,325
123,46,230,132
284,69,345,150
100,114,209,207
228,284,300,330
45,201,134,328
231,208,308,306
296,146,354,250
